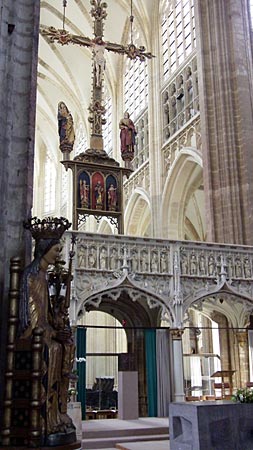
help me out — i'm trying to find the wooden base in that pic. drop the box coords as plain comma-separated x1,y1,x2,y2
0,441,81,450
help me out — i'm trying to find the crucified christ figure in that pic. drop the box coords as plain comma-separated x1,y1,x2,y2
92,37,106,87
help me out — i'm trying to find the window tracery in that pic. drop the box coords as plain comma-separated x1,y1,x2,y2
102,92,113,157
162,56,199,142
161,0,196,80
44,153,56,214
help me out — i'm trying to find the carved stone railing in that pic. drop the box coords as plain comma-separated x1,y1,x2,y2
162,114,201,173
63,232,253,328
132,109,149,171
123,162,150,208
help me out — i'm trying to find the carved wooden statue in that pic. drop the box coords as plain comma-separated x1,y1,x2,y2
1,217,80,449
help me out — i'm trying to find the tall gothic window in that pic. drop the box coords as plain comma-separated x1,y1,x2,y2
74,121,88,157
123,57,148,120
161,0,196,80
61,165,68,214
103,91,113,156
122,27,149,170
250,1,253,27
44,153,56,214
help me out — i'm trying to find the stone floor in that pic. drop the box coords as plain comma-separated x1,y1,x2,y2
115,440,170,450
82,417,169,450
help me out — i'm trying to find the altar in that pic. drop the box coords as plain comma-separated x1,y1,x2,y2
169,401,253,450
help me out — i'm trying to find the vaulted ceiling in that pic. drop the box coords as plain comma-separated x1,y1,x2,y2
37,0,158,152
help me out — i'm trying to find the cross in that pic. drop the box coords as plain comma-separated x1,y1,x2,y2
41,0,154,154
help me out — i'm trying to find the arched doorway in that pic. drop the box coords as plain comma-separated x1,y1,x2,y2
76,286,172,417
182,289,253,400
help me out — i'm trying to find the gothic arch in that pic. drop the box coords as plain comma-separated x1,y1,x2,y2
97,218,114,235
183,284,253,329
75,283,174,327
161,147,204,240
124,188,151,236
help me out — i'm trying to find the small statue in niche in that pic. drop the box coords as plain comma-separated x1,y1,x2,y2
131,251,138,272
109,248,118,270
141,250,149,272
208,255,215,276
80,179,90,208
227,257,233,278
88,247,97,268
107,183,117,211
244,257,252,278
78,245,86,267
180,253,188,275
199,254,206,276
94,180,104,209
235,257,243,278
160,252,168,273
151,252,159,272
99,247,107,270
190,253,197,275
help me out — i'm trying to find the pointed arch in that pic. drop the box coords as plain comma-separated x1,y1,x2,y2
161,147,204,240
124,188,151,236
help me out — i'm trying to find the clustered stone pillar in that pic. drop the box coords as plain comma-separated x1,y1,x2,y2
235,331,249,387
195,0,253,245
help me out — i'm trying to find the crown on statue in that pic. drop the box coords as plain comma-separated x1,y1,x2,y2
24,216,71,241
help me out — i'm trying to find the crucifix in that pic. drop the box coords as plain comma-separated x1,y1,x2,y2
41,0,154,154
41,0,154,232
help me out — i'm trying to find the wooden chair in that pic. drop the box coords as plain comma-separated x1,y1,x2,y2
1,257,44,448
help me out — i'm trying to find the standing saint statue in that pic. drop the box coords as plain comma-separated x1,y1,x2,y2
107,183,117,211
94,180,104,208
119,111,137,167
58,101,75,157
18,217,77,447
80,179,90,208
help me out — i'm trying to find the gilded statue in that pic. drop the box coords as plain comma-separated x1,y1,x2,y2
18,217,77,447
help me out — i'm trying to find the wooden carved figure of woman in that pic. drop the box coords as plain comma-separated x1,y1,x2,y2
19,217,77,447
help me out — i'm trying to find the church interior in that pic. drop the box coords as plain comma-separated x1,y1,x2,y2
1,0,253,448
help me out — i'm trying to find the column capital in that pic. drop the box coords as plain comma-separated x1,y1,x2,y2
171,328,184,340
235,330,248,347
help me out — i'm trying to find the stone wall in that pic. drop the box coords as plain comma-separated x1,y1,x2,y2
0,0,40,429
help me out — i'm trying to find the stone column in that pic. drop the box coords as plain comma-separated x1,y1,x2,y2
171,329,185,402
235,331,249,387
135,329,148,416
195,0,253,244
148,4,164,237
0,0,40,426
211,312,231,370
